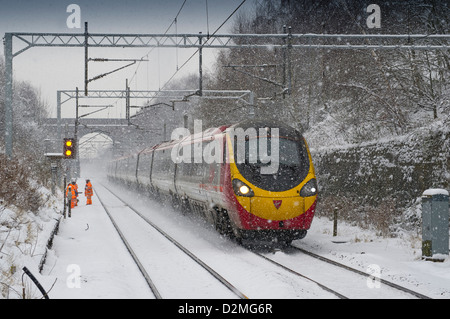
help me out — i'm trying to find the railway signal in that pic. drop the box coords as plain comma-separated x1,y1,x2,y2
64,138,76,159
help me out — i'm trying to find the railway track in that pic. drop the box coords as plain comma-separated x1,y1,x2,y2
96,183,349,299
252,244,432,299
96,181,432,299
290,245,432,299
95,183,247,299
251,251,348,299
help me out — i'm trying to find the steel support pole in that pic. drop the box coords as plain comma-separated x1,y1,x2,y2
4,33,13,158
57,91,62,140
198,32,203,97
75,87,80,177
287,27,293,96
126,79,130,124
282,25,287,99
84,22,89,96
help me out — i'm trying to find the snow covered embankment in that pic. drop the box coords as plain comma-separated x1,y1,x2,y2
0,185,62,299
309,124,450,234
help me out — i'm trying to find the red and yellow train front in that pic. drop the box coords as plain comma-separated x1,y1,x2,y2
223,126,317,241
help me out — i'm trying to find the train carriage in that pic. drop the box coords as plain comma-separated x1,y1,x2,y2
108,120,317,244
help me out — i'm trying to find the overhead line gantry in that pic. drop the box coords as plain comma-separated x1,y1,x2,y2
3,25,449,157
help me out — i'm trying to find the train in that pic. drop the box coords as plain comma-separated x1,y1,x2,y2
108,119,318,245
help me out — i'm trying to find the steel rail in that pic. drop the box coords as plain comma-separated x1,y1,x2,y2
291,245,432,299
96,188,162,299
99,183,248,299
252,252,348,299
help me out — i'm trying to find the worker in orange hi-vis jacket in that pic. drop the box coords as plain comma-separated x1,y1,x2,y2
72,179,79,206
66,183,77,209
85,179,93,205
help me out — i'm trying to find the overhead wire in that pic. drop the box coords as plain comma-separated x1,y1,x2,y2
128,0,188,86
123,0,247,112
159,0,247,91
117,0,188,113
86,0,245,119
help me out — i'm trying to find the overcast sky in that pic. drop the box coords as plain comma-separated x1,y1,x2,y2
0,0,254,117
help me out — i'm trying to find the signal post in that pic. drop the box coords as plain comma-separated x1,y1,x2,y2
62,138,78,217
44,153,65,195
44,138,77,217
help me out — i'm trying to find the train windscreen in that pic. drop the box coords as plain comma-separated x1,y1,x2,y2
235,136,310,192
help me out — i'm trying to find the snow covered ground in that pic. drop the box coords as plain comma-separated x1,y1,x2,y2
2,178,450,299
301,218,450,298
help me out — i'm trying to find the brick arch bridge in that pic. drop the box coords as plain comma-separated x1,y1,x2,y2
42,118,145,156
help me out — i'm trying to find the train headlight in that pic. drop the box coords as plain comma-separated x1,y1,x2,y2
300,179,318,197
232,179,254,197
240,185,250,195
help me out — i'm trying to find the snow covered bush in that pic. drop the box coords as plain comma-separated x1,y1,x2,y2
0,154,43,214
0,191,61,299
0,57,60,299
